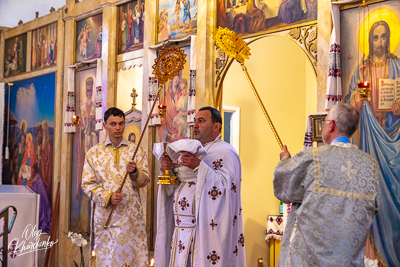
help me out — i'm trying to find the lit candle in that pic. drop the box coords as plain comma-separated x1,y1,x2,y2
357,81,370,88
72,115,80,126
158,105,167,117
91,251,96,267
149,258,155,267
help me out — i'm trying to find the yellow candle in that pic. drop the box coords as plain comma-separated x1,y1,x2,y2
91,251,96,267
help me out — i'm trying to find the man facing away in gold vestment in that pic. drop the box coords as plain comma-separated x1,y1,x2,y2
82,107,150,266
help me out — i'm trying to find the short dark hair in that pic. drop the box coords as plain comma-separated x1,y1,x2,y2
104,107,125,123
198,106,222,132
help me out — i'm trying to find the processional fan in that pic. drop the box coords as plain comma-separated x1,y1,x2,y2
212,27,284,151
103,46,187,229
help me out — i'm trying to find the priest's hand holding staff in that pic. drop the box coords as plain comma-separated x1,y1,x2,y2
111,188,122,205
279,145,291,160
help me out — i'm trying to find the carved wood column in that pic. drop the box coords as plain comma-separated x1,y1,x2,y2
196,0,217,108
317,1,333,111
101,3,118,108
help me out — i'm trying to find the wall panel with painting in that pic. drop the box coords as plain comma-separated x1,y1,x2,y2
217,0,317,38
2,73,56,235
157,0,198,43
118,0,146,54
76,13,103,63
4,33,27,77
70,67,101,236
340,1,400,265
32,22,58,71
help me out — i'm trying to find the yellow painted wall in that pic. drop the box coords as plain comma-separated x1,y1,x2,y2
116,66,143,112
222,35,317,266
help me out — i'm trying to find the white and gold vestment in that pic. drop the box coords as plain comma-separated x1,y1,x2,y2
82,137,150,266
274,142,380,267
155,136,246,266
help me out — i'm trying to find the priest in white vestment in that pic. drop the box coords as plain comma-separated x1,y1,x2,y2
274,103,380,266
82,107,150,266
155,107,246,266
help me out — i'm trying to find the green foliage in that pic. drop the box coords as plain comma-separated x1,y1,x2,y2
74,261,79,267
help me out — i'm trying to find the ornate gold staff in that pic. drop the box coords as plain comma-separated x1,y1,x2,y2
212,27,284,151
104,47,187,229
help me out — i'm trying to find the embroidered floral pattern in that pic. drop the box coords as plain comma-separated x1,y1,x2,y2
212,159,224,170
189,70,196,97
178,197,190,211
328,43,341,78
231,182,237,193
176,216,181,226
188,181,196,187
276,216,283,225
178,240,185,254
233,246,238,256
233,215,237,225
341,161,357,181
210,219,218,230
208,186,222,200
238,233,245,247
207,250,220,265
66,92,75,112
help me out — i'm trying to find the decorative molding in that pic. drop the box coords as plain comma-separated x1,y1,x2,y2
286,25,318,69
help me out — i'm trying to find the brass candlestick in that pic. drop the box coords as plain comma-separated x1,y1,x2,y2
158,104,167,117
212,27,284,151
357,81,371,102
72,115,80,126
157,143,177,185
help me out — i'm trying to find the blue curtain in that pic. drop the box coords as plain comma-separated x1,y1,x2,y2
359,103,400,267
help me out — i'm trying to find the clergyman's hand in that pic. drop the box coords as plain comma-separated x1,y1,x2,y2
179,151,200,169
126,160,137,173
160,155,173,171
111,187,122,206
279,145,291,160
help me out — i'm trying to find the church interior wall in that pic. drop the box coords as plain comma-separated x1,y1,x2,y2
116,66,143,112
222,35,317,267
